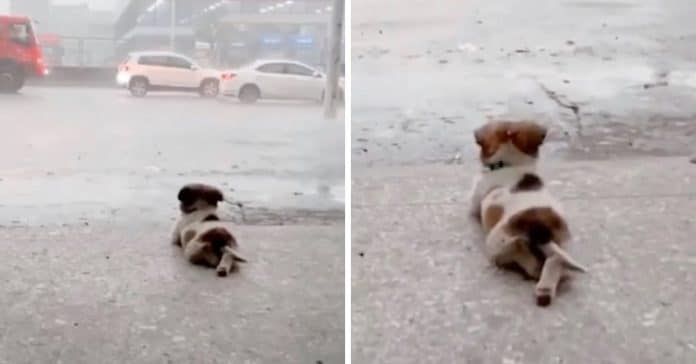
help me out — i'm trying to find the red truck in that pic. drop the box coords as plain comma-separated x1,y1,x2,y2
0,15,46,92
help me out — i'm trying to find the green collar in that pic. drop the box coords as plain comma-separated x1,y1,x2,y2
486,161,506,171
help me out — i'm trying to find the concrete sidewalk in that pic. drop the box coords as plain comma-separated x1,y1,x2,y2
352,156,696,364
0,222,344,364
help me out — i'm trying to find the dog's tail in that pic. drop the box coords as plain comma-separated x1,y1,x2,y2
224,246,248,263
509,208,588,273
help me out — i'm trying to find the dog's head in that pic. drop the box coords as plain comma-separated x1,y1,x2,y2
474,121,547,168
177,183,224,214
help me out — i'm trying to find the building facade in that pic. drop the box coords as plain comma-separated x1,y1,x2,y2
115,0,336,68
10,0,50,23
115,0,197,58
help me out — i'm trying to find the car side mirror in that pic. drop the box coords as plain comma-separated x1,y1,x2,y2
313,72,322,78
190,64,199,71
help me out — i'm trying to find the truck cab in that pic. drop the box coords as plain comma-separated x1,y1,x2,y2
0,15,46,92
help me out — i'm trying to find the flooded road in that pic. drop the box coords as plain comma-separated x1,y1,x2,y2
1,87,344,226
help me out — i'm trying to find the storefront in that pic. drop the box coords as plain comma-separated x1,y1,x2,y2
190,0,333,67
213,19,327,68
114,0,335,67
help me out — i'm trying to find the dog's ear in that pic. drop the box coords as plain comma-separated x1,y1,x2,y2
177,185,194,203
474,122,509,158
509,121,547,157
202,187,224,206
474,125,486,146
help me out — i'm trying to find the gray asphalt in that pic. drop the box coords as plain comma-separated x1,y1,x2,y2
0,87,345,364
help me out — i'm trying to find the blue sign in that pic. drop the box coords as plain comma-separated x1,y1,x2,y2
295,36,313,45
262,35,283,46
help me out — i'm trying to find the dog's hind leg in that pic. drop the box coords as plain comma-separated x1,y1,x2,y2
171,226,182,246
485,228,521,264
216,246,247,277
535,255,564,307
216,251,235,277
496,240,541,280
515,249,541,280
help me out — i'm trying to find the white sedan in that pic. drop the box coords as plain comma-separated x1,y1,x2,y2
220,60,344,104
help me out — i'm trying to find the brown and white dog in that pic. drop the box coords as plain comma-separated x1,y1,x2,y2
171,183,246,276
468,120,587,306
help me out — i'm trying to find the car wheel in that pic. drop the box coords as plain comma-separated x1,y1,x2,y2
239,84,260,104
199,79,219,98
0,64,24,93
129,77,148,97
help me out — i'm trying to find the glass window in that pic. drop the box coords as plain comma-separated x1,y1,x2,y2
138,55,168,66
286,64,315,77
167,56,192,69
257,63,286,74
9,23,32,46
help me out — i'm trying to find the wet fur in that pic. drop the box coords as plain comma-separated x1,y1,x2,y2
171,183,246,276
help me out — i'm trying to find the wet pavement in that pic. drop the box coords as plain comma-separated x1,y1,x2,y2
352,0,696,166
352,157,696,364
0,86,345,363
352,0,696,363
1,87,344,226
0,223,344,364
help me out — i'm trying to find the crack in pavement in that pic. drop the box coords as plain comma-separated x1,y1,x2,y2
537,82,583,135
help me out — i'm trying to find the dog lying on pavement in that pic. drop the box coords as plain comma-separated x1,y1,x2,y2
468,120,587,306
171,183,247,276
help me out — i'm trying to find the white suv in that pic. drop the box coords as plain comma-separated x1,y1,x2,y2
116,51,220,97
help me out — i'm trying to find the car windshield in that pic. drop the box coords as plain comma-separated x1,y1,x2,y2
9,22,34,46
